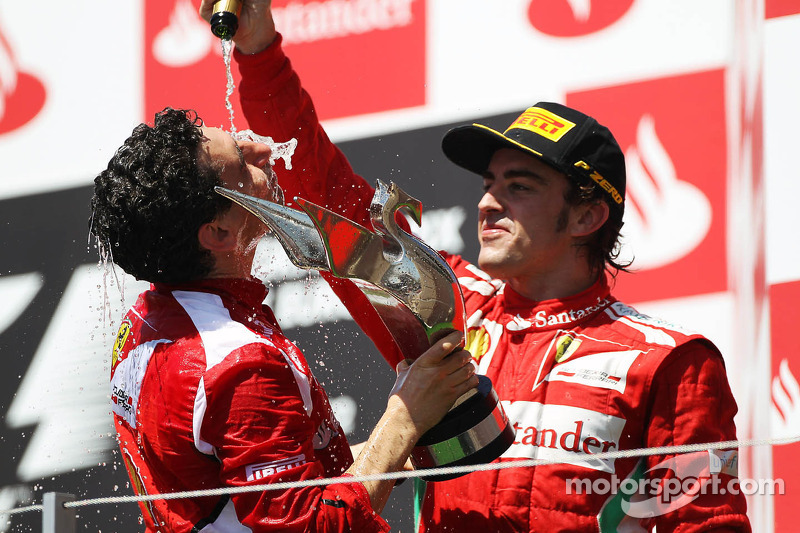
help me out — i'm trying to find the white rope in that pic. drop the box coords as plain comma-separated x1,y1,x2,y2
2,433,798,517
1,503,44,516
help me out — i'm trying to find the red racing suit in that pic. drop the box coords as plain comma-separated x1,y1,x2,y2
235,35,751,532
110,278,389,532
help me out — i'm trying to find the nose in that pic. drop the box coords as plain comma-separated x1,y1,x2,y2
240,140,273,169
478,186,504,215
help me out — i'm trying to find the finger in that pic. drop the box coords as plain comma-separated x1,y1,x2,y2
455,374,481,395
198,0,217,21
437,349,475,375
415,331,464,366
441,360,476,388
395,359,410,374
438,370,480,403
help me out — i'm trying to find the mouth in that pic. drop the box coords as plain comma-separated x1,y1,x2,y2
480,221,509,237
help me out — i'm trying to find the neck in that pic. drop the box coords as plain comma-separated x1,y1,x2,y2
207,250,254,279
505,263,601,302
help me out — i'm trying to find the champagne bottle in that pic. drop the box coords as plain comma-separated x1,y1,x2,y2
210,0,242,40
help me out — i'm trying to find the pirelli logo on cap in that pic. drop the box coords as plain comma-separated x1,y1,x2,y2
505,107,576,142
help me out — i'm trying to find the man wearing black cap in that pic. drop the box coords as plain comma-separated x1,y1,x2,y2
441,103,629,298
208,1,751,531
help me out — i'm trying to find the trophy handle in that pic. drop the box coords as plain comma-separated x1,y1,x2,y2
296,180,466,356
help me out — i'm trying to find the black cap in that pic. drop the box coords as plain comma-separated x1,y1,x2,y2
442,102,626,210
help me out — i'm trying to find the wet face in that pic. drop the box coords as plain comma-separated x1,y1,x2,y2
200,126,282,202
477,148,575,282
198,127,281,266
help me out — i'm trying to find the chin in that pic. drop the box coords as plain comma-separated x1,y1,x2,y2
477,256,509,280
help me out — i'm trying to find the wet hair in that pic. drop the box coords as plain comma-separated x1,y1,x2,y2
563,179,631,277
89,108,230,283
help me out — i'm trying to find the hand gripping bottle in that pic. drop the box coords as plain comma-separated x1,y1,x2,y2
210,0,242,40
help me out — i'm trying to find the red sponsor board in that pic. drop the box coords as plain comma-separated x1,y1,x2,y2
527,0,635,36
144,0,426,128
568,69,728,303
0,29,46,135
769,280,800,533
766,0,800,19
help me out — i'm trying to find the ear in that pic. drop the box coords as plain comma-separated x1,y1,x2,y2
571,201,610,237
197,214,237,253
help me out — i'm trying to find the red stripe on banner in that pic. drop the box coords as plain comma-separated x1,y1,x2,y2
144,0,427,126
768,280,800,533
765,0,800,18
567,69,728,303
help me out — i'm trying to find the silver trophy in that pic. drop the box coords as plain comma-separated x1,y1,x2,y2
216,181,514,481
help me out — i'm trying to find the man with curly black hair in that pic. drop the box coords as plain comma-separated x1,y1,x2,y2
91,108,478,532
91,108,230,282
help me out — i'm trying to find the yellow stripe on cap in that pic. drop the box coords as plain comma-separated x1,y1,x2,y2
574,161,623,204
471,123,545,158
504,107,576,142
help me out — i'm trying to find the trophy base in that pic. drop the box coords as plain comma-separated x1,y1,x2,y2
410,375,515,482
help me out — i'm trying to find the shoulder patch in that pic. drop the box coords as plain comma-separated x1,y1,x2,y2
465,310,504,374
111,339,171,428
111,318,133,376
605,302,699,347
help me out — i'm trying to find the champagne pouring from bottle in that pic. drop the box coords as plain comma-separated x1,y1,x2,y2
201,0,298,185
207,0,243,132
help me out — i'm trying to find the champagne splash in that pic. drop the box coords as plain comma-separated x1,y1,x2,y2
217,35,299,205
233,129,298,170
221,38,236,133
